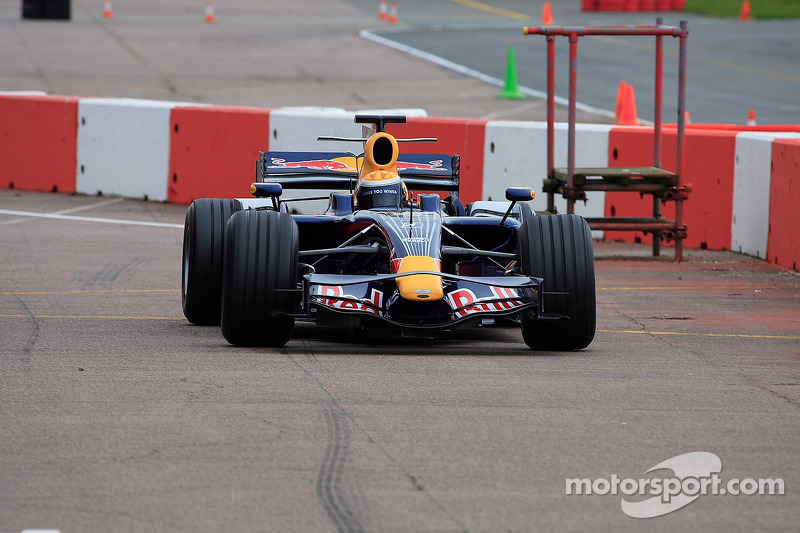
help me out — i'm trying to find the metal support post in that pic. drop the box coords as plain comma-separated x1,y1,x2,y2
567,33,578,215
546,35,556,214
676,20,688,262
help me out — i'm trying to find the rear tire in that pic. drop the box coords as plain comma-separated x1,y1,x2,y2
221,210,299,347
519,214,595,350
182,198,241,325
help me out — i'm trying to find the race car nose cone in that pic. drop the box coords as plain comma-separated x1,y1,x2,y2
395,256,444,301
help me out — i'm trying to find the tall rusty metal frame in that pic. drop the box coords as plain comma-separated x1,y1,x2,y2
524,19,690,261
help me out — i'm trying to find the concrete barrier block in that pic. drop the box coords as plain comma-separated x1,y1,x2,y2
168,106,272,204
0,94,78,193
768,138,800,270
77,98,196,201
484,121,611,236
732,132,800,259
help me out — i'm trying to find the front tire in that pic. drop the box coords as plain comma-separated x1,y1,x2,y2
221,210,299,347
519,214,596,350
182,198,241,325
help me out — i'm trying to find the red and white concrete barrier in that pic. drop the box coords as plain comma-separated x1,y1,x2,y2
1,93,798,270
168,105,272,204
732,132,800,260
483,122,612,237
0,94,79,194
77,98,200,202
769,138,800,271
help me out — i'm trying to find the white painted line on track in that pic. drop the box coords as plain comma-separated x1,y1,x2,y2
359,29,617,120
54,197,125,215
0,197,125,225
0,209,183,229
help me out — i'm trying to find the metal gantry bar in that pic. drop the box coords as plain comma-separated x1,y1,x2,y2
546,35,556,214
523,20,689,261
567,32,578,215
675,20,689,262
653,17,665,256
654,17,664,169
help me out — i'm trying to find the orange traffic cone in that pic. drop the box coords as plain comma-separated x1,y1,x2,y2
205,1,216,23
378,0,388,20
615,83,639,125
684,110,692,124
614,81,628,122
102,1,113,19
387,2,398,23
542,1,554,25
747,109,757,126
740,1,751,22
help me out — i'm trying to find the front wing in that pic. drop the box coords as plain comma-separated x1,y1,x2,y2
297,271,542,330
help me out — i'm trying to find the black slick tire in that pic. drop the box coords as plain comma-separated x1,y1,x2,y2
518,214,596,350
221,209,299,347
182,198,241,325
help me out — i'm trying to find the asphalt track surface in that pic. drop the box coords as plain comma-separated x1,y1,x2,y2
2,0,800,531
7,1,796,124
1,190,799,532
354,0,800,124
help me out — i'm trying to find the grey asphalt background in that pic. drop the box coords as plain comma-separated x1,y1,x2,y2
3,0,798,122
0,0,610,121
355,0,800,124
1,191,798,532
2,0,800,531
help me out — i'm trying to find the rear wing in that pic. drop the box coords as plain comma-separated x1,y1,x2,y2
256,151,460,192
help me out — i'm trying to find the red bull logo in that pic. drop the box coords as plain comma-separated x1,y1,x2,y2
269,158,356,172
396,160,447,172
446,286,524,318
314,285,384,315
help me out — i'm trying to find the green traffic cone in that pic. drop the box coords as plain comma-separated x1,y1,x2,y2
497,46,527,100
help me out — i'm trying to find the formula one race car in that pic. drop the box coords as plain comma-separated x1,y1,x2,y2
181,115,595,350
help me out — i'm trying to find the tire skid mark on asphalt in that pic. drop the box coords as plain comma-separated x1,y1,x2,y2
0,314,183,320
302,338,367,532
0,289,179,296
283,342,470,533
78,258,149,290
4,295,39,365
317,404,364,533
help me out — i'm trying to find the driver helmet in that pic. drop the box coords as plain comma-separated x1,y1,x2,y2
355,170,408,210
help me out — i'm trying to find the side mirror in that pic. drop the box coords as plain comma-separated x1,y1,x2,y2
251,182,282,198
500,187,536,225
505,187,536,202
251,182,282,210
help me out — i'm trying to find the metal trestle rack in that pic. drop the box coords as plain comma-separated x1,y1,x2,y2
523,19,690,260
